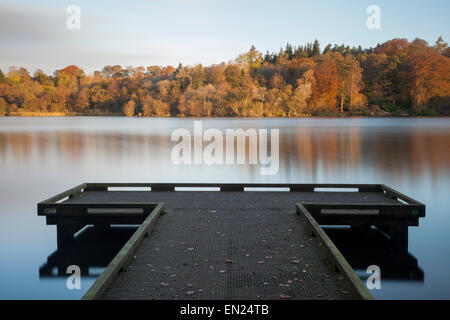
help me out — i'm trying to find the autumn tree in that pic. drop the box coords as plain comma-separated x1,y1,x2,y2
0,70,6,84
403,52,450,112
334,54,366,112
236,46,263,71
58,65,83,77
122,99,136,116
1,38,448,117
224,65,246,88
360,53,388,103
190,64,206,89
434,36,448,54
375,38,410,56
7,67,30,84
0,97,6,113
312,40,321,56
73,87,90,112
205,64,226,86
310,57,339,112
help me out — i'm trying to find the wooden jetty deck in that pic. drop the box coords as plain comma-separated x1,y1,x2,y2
37,183,425,300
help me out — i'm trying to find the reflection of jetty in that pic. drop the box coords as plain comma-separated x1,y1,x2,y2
325,228,423,281
37,183,425,300
39,226,136,278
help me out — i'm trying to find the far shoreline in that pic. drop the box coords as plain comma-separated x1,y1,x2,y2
1,112,448,118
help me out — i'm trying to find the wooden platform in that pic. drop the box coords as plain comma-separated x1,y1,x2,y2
37,183,425,300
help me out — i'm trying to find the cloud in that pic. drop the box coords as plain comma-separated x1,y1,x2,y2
0,2,238,74
0,3,135,73
0,3,67,44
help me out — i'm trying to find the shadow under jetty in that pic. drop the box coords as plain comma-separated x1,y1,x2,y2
324,227,424,282
39,226,137,278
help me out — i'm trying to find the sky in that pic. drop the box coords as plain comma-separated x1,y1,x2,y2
0,0,449,75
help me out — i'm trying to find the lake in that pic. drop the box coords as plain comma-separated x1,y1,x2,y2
0,116,449,299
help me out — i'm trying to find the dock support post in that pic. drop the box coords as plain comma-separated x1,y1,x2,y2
56,225,81,249
57,225,74,249
390,224,409,252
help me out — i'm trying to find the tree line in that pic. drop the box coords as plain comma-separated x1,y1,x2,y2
1,37,449,117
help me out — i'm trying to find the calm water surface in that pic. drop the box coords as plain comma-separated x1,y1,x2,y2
0,117,449,299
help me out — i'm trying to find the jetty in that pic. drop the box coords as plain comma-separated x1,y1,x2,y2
37,183,425,300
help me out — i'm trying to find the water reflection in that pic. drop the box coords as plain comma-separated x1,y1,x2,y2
39,226,137,279
0,118,448,187
325,227,424,282
0,117,449,299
